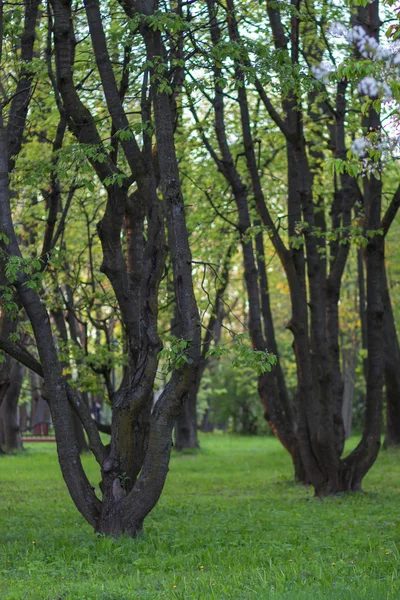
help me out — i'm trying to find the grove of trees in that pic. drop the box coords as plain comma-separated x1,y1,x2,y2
0,0,399,537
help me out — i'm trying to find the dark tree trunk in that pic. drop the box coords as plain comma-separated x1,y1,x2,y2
19,403,28,432
0,273,17,409
382,266,400,447
35,0,201,537
254,230,309,482
171,297,200,451
357,248,368,382
342,345,357,440
30,371,41,431
203,0,308,482
174,380,199,450
173,243,231,452
72,410,88,453
337,1,384,490
0,0,102,531
199,409,214,432
52,307,88,453
0,361,24,451
217,0,383,495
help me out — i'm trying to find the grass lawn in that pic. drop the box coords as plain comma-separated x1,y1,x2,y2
0,434,399,599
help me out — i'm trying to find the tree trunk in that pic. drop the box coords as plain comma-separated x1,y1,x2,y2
382,266,400,447
171,300,200,452
173,244,231,451
357,248,368,382
51,307,89,453
0,361,24,451
254,230,309,482
174,379,199,450
204,0,309,482
342,345,357,440
72,410,89,453
338,1,384,489
0,411,5,451
199,409,214,432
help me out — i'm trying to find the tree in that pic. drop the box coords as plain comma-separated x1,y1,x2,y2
0,360,24,451
173,245,232,450
185,0,400,493
0,0,40,448
0,0,201,537
185,0,305,481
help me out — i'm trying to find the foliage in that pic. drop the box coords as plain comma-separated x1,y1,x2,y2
158,338,194,371
198,361,270,435
206,334,277,375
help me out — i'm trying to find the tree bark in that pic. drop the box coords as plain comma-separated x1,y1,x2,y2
174,380,199,450
342,346,357,440
0,361,24,451
357,249,368,382
51,307,89,453
201,0,307,481
213,0,384,494
382,266,400,447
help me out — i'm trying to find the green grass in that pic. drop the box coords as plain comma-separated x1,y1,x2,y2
0,434,399,600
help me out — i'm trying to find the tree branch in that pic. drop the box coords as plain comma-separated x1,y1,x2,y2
381,184,400,237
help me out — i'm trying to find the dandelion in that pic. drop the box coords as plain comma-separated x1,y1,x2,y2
32,541,35,545
172,585,177,589
331,562,336,566
385,551,392,555
289,559,292,563
200,565,205,570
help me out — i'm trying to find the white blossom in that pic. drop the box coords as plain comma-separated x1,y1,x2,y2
382,82,393,98
317,18,399,166
358,77,393,98
328,22,352,41
351,137,370,155
328,22,394,62
358,76,379,97
312,61,335,82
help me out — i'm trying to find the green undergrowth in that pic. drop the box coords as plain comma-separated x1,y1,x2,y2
0,434,399,599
